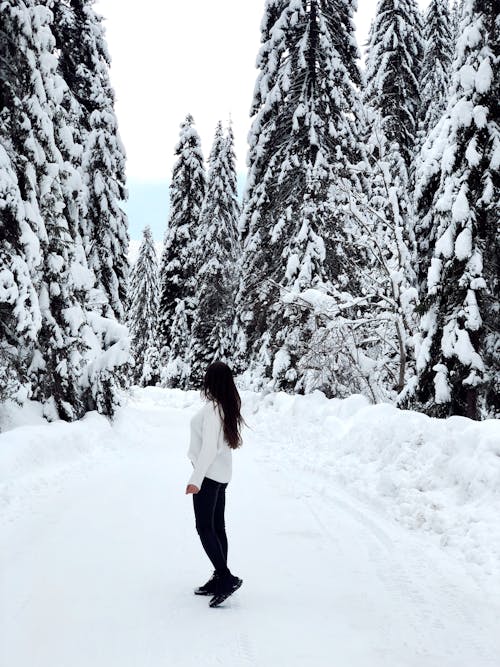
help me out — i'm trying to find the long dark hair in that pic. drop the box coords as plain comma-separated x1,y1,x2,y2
203,361,243,449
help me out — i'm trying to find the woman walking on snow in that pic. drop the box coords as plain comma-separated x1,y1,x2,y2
185,361,243,608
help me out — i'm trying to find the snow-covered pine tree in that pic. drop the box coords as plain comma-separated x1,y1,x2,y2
238,0,290,242
1,0,129,419
420,0,453,138
0,143,41,402
128,226,160,386
362,0,423,396
158,115,206,388
408,0,499,419
364,0,423,169
237,0,366,391
50,0,131,416
414,0,454,293
0,3,43,401
355,107,419,395
451,0,465,44
221,122,241,258
0,2,90,419
188,122,241,387
232,0,290,376
52,0,129,322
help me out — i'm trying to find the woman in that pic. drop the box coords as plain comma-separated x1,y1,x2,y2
185,361,243,608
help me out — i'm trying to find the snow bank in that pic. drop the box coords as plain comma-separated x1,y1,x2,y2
0,387,193,521
0,403,117,522
242,390,500,579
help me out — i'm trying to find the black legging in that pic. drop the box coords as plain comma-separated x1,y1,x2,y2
193,477,230,576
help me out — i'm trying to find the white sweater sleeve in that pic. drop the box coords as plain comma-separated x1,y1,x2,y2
188,405,221,489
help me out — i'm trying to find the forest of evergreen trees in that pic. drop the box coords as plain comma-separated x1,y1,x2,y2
1,0,498,422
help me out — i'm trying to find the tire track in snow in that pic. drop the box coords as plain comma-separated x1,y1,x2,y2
259,439,500,667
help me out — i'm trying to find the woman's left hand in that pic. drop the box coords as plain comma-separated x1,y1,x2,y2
185,484,200,494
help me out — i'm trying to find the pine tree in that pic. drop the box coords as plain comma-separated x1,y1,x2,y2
363,0,423,395
364,0,423,169
239,0,291,241
0,2,42,400
158,115,206,388
360,109,419,395
451,0,465,44
52,0,129,322
1,0,130,419
221,122,241,258
0,144,40,401
189,122,241,387
409,0,499,419
128,226,160,386
414,0,454,294
420,0,453,138
0,2,90,419
237,0,366,391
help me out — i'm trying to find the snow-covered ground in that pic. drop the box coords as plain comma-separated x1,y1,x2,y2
1,388,499,667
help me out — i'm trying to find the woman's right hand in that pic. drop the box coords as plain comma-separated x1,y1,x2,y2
185,484,200,494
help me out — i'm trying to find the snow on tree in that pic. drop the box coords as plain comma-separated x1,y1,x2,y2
0,144,41,402
364,0,423,169
278,101,420,402
188,122,241,387
221,122,241,258
52,0,129,322
0,0,129,419
451,0,465,45
0,2,88,419
128,226,160,386
362,0,423,396
419,0,453,138
158,115,206,388
238,0,290,241
407,0,499,419
0,2,42,401
347,110,419,396
237,0,366,391
51,0,131,415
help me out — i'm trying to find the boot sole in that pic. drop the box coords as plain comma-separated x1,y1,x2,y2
209,578,243,608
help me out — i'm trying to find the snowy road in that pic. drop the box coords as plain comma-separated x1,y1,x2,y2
1,391,499,667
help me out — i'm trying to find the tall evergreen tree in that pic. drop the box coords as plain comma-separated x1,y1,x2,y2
189,122,240,387
0,2,42,399
0,144,40,400
158,115,206,388
451,0,465,44
0,0,130,419
409,0,499,419
237,0,366,391
414,0,453,293
52,0,129,322
128,226,160,386
51,0,131,414
364,0,423,169
420,0,453,138
221,122,241,257
239,0,291,241
1,1,90,419
361,109,419,395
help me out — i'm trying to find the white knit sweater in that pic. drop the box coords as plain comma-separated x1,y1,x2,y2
187,401,232,489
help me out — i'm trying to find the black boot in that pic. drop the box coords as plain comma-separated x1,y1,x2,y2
194,571,218,596
209,573,243,608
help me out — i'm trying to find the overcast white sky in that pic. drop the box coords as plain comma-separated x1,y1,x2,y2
96,0,430,183
94,0,430,243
